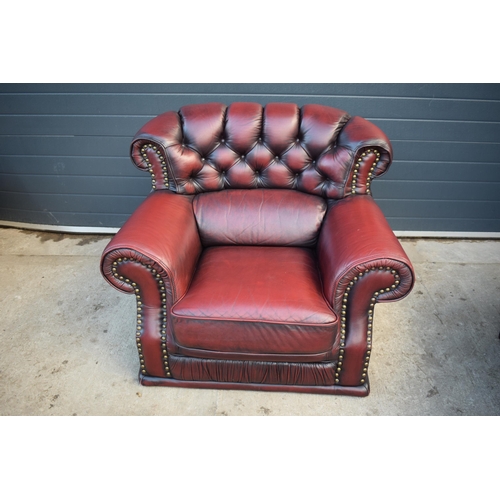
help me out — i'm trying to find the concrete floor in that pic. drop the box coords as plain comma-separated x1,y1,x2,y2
1,227,499,416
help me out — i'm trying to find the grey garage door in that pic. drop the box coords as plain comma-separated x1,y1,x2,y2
0,83,499,234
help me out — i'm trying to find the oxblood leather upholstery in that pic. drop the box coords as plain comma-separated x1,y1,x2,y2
101,102,414,396
172,246,337,360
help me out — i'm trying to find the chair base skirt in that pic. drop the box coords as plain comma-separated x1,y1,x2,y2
139,372,370,397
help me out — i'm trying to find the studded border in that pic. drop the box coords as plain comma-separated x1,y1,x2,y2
111,257,171,378
140,143,169,190
335,266,401,385
351,148,381,195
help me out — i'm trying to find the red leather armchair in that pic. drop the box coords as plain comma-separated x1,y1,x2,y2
101,102,414,396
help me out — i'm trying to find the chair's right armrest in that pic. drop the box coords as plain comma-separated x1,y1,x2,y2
317,195,415,386
100,190,201,303
317,195,415,313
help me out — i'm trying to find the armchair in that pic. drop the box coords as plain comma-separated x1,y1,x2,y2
100,102,414,396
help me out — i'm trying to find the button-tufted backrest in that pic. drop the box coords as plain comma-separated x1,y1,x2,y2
131,102,393,199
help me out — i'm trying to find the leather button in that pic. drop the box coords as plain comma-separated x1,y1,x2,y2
201,158,205,161
241,155,245,159
275,156,279,160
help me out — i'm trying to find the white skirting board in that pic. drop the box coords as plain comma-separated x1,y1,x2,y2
1,220,500,239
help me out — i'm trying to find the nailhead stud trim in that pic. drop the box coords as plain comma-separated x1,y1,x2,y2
351,149,381,195
141,143,169,190
113,258,171,378
334,266,400,385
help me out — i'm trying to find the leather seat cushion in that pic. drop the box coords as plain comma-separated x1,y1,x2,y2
171,246,338,360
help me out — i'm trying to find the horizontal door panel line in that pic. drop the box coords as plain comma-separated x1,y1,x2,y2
2,134,499,146
0,191,147,198
3,156,499,166
0,154,130,159
0,173,146,179
375,179,500,185
0,91,499,103
3,173,499,186
2,114,500,125
375,198,500,205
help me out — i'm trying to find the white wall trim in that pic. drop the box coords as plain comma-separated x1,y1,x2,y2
2,220,500,239
0,220,120,234
394,230,500,239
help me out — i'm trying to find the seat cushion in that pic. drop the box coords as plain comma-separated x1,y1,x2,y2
171,246,338,361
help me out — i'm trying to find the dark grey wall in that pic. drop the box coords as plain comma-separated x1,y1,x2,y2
1,84,499,232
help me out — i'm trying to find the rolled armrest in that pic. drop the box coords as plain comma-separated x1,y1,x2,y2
336,116,394,196
337,116,393,160
317,195,414,312
128,110,182,192
101,190,201,302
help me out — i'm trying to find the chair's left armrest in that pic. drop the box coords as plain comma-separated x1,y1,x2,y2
100,190,201,303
